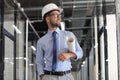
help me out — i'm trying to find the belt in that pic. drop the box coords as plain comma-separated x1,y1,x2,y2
44,70,71,76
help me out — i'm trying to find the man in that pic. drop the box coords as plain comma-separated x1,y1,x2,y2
36,3,83,80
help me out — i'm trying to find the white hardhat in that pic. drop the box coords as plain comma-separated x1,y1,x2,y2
42,3,63,20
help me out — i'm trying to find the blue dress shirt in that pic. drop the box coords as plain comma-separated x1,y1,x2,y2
36,28,83,76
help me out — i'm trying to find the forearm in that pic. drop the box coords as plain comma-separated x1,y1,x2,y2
68,52,77,59
58,52,77,61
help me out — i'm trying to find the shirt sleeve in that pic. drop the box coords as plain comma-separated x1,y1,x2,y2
68,32,83,60
36,40,45,76
74,37,83,60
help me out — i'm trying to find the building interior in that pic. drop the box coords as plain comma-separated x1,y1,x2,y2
0,0,119,80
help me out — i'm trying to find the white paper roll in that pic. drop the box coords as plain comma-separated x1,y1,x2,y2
67,37,75,53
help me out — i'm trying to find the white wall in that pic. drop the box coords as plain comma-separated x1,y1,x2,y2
106,14,118,80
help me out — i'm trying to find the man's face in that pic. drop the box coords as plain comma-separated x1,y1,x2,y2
47,10,62,28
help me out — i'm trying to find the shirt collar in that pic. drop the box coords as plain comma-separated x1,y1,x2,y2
47,27,60,35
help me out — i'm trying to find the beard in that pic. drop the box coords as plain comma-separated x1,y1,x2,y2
50,20,61,28
51,23,60,28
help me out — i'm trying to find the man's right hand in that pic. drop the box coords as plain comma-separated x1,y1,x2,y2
40,74,45,80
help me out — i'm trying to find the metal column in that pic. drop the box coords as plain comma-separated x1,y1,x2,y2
0,0,4,80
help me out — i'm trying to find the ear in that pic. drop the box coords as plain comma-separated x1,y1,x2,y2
45,17,50,23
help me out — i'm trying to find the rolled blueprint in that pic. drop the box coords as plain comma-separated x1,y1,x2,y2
67,37,75,53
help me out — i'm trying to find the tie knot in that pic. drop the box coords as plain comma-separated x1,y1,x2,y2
52,31,57,37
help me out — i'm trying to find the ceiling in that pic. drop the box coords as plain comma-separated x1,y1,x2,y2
14,0,93,20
